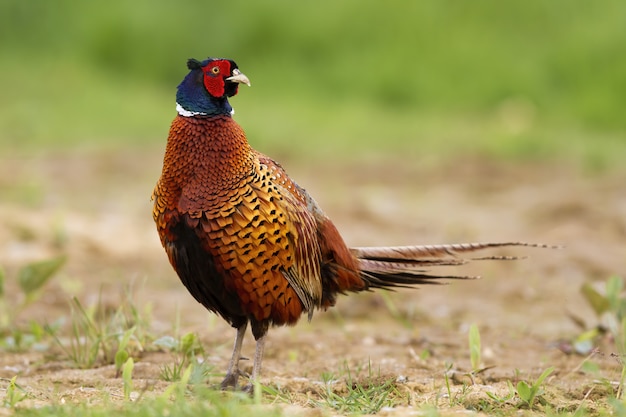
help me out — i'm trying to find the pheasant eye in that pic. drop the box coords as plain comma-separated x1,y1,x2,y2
210,66,220,75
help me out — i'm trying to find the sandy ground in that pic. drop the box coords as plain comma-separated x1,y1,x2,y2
1,148,625,413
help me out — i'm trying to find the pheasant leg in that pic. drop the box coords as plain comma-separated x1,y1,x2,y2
220,323,247,389
242,334,266,394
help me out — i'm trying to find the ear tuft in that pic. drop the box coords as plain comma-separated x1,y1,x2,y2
187,59,203,70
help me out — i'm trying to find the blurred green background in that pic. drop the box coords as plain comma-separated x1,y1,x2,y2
1,0,625,168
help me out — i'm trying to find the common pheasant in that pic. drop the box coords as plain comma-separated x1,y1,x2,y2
153,57,544,391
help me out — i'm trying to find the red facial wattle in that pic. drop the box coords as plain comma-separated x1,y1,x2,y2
202,60,233,98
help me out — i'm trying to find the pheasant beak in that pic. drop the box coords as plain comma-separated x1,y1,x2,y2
226,69,251,87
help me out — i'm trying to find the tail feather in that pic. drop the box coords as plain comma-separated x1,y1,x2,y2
360,270,476,290
352,242,556,289
351,242,552,261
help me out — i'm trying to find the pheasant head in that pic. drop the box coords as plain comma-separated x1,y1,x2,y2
176,58,251,117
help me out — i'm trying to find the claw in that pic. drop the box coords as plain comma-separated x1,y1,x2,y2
220,370,241,390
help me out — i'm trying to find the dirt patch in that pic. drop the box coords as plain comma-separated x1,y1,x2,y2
1,149,625,412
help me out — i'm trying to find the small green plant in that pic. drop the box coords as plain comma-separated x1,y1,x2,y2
18,256,67,303
155,332,207,382
577,276,626,397
160,363,193,401
259,383,295,404
115,326,136,377
2,376,28,408
45,289,146,369
441,363,473,408
46,298,97,368
515,366,554,408
0,256,66,351
577,276,626,349
315,361,398,414
485,380,517,404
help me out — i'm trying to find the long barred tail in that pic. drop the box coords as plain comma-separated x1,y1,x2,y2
351,242,556,289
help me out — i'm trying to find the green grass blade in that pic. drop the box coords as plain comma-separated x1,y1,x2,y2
580,282,610,316
122,357,134,401
18,256,66,301
468,324,481,372
534,366,554,387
